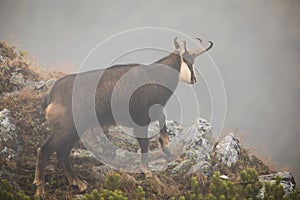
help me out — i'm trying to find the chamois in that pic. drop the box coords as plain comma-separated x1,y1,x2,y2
33,37,213,197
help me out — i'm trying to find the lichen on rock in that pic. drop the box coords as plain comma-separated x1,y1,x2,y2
0,108,18,161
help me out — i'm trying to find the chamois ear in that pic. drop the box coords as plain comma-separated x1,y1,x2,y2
173,37,180,50
179,41,187,56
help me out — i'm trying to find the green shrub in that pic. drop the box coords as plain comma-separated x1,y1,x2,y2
0,179,13,200
205,194,217,200
263,176,292,200
207,171,236,199
135,186,145,200
82,189,127,200
81,173,127,200
239,168,262,199
0,179,30,200
106,174,121,191
189,177,203,200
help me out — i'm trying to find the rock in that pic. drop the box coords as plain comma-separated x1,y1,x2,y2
169,118,213,176
166,120,185,139
0,91,20,100
183,118,213,161
191,118,212,138
0,147,16,161
73,194,85,200
213,133,240,168
108,125,137,147
46,79,56,88
15,68,22,73
9,72,25,86
0,109,18,161
80,118,215,176
220,175,229,180
34,81,45,90
172,159,193,175
167,161,179,169
0,55,5,63
118,118,214,176
0,109,16,135
24,80,34,88
187,161,213,177
71,148,94,158
92,165,114,179
258,171,296,197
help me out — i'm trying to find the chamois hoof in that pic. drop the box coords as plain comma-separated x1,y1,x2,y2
34,185,45,200
140,164,152,178
78,181,88,192
78,182,88,192
72,179,88,192
144,171,153,178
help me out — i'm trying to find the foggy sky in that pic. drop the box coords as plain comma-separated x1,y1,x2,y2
0,0,299,181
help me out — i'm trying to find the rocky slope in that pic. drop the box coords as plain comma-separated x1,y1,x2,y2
0,41,299,199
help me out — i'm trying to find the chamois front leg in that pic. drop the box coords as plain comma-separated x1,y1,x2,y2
135,127,152,178
158,114,175,161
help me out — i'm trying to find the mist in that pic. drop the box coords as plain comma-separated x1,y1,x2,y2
0,0,299,181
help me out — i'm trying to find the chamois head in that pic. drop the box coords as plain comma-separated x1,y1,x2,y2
174,37,213,84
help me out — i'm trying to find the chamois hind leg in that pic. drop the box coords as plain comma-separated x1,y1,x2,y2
158,114,174,161
34,135,59,197
135,127,152,178
56,134,87,192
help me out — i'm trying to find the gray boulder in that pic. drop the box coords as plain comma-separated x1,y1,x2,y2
187,161,213,177
73,119,240,178
172,159,193,174
9,72,25,86
0,108,18,161
184,118,212,162
0,55,5,63
258,171,296,198
71,148,94,159
213,133,240,168
168,118,214,176
74,118,214,175
92,165,114,179
46,79,56,88
34,81,46,90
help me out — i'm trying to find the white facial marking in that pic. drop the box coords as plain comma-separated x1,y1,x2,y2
192,64,197,82
179,60,192,83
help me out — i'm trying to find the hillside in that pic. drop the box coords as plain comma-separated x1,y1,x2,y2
0,41,299,200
